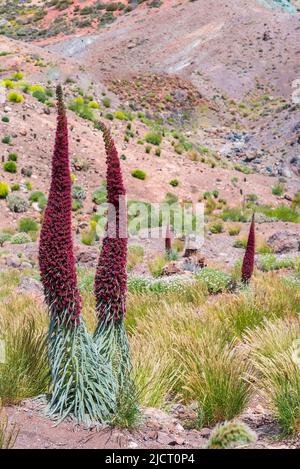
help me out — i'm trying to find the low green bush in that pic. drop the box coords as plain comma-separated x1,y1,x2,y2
8,152,17,162
11,232,32,244
0,232,12,247
195,268,233,294
7,91,24,103
18,218,39,233
131,169,146,180
7,194,28,213
72,185,87,201
0,182,9,199
145,133,162,146
258,254,295,272
3,161,17,173
2,136,11,144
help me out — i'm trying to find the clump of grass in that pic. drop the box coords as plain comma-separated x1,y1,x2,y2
183,328,251,425
258,254,294,272
228,224,241,236
3,161,16,173
221,207,248,222
272,182,285,197
257,205,299,223
245,318,300,435
145,133,162,146
148,254,167,278
18,217,39,233
0,310,49,405
69,96,95,121
209,221,224,234
128,245,144,272
0,408,19,449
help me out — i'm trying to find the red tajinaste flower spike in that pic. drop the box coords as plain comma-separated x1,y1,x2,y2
241,213,256,283
165,223,172,252
39,85,81,326
95,122,127,323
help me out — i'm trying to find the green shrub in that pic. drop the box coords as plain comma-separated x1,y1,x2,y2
115,110,133,121
72,199,83,211
234,164,252,174
145,133,162,146
18,218,39,233
131,169,146,180
0,232,12,247
32,89,47,103
272,183,285,196
37,195,47,210
257,205,299,223
102,97,111,108
148,255,167,278
11,71,23,81
155,148,161,157
3,161,17,173
128,245,144,272
228,225,241,236
11,183,20,191
164,192,178,205
1,79,14,89
209,221,224,234
11,232,32,244
195,268,232,294
145,145,151,154
88,101,99,109
29,191,44,203
0,182,9,199
1,116,9,123
258,254,294,272
7,194,28,213
169,179,179,187
92,187,107,205
72,185,87,201
8,152,17,162
207,421,256,449
2,136,11,144
69,97,95,121
7,91,24,103
221,207,247,222
105,112,114,120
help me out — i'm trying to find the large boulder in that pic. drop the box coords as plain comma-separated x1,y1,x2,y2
267,231,300,254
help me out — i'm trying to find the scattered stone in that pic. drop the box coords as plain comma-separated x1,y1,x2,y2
17,277,44,296
267,231,300,253
76,249,98,267
6,256,21,268
161,262,181,276
20,262,33,270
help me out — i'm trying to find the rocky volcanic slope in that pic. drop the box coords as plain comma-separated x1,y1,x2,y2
0,1,299,270
41,0,300,175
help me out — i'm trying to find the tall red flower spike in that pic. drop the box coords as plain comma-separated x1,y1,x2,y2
241,213,256,283
95,122,127,323
165,223,172,252
39,85,81,326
